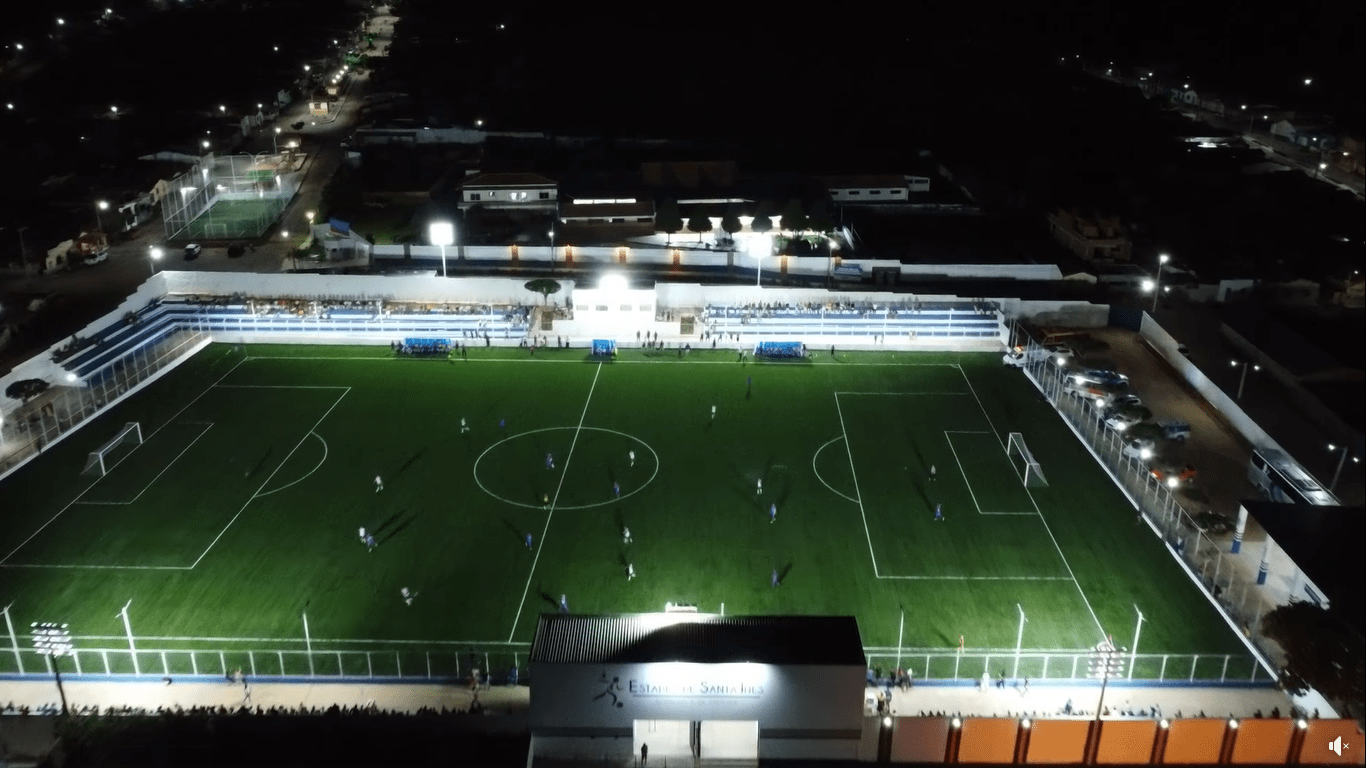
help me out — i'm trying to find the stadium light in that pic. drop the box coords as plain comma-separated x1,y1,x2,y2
599,274,628,293
30,622,72,714
272,127,281,153
94,200,109,232
149,246,163,276
748,233,773,287
110,105,117,115
1329,444,1352,492
202,140,210,149
429,221,454,278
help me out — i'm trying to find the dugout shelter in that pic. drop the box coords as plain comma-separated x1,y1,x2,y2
529,613,867,764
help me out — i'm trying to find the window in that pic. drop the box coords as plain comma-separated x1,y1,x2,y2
596,305,608,312
848,190,860,195
621,304,632,311
640,305,652,312
870,190,882,195
576,305,587,311
510,191,528,202
612,218,625,223
538,191,550,200
469,193,481,201
636,217,652,222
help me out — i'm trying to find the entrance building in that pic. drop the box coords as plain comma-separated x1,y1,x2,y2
529,613,867,764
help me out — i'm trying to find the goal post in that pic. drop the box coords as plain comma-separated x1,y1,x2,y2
1006,432,1048,487
81,422,143,477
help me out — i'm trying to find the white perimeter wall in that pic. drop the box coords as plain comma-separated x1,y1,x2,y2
157,271,572,305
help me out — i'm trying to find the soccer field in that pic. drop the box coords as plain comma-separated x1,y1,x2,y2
0,344,1250,680
179,198,286,241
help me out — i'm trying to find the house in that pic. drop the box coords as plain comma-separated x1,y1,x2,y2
559,198,655,227
456,172,558,212
820,175,930,204
1198,97,1225,116
1269,119,1297,141
1291,125,1336,150
1046,209,1132,262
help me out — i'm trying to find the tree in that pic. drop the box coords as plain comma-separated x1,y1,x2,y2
656,200,682,244
524,278,562,305
807,200,834,234
750,200,774,235
1261,600,1364,709
5,378,49,403
720,207,743,243
686,212,712,243
780,198,807,234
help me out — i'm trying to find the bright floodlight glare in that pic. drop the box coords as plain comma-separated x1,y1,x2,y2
1022,718,1031,728
150,247,163,259
599,274,628,292
97,201,109,210
1159,253,1170,264
1160,719,1169,729
1328,443,1337,451
950,717,961,728
1140,448,1153,460
67,373,77,382
1167,477,1179,488
428,221,454,246
882,716,892,727
1141,279,1156,292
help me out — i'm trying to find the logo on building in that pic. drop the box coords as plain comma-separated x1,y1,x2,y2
593,670,624,708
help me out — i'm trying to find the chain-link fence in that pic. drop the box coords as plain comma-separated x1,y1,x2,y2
0,329,206,475
0,640,528,685
161,154,299,241
1012,329,1279,675
863,649,1267,684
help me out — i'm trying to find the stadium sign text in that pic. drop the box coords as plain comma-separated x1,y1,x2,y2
628,679,764,697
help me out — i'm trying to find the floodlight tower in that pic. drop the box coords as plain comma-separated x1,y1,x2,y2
429,221,454,278
30,622,73,715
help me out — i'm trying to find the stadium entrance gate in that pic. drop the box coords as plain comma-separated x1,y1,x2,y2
529,614,866,763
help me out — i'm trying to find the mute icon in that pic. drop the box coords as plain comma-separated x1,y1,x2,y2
1328,735,1345,756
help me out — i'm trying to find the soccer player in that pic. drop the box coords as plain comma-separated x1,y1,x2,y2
769,503,777,524
525,533,534,549
499,418,506,433
929,465,937,481
545,452,555,470
934,503,943,521
559,594,568,613
460,417,470,434
622,526,632,544
400,587,416,606
756,477,762,495
612,481,620,498
629,450,635,467
710,404,717,420
770,569,779,588
374,474,383,493
541,494,551,510
358,527,366,543
365,534,377,552
627,563,635,581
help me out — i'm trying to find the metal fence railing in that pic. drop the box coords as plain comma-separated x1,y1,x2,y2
0,642,529,685
0,329,207,477
862,649,1267,685
1012,331,1279,679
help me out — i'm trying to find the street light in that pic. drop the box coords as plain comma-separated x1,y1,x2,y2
273,126,281,154
429,221,454,278
149,246,163,276
549,227,555,271
1142,253,1170,313
1327,444,1357,492
1317,162,1327,180
30,622,72,715
95,200,109,232
1230,359,1259,400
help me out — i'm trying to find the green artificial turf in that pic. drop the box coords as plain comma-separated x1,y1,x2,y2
0,344,1252,680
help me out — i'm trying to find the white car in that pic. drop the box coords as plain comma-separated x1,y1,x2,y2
83,250,109,266
1122,437,1156,460
1103,409,1143,433
1045,343,1076,364
184,243,202,259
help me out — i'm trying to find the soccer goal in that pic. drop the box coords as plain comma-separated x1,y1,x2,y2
81,422,142,477
1007,432,1048,487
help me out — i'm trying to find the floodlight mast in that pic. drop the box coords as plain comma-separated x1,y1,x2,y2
429,222,454,277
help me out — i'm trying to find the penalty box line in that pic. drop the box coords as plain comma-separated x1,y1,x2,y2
73,423,216,507
189,387,352,570
0,357,249,569
943,431,1036,517
956,365,1107,641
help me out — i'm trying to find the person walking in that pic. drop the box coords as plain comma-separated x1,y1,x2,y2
929,465,936,482
559,594,568,613
623,526,632,544
934,503,943,521
756,477,763,495
771,568,779,588
641,743,648,767
711,404,717,421
374,474,383,493
613,481,621,498
525,533,534,549
460,417,470,434
769,503,777,524
629,450,635,467
365,533,377,552
626,563,635,581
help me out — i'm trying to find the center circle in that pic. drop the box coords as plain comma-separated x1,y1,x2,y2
473,427,660,509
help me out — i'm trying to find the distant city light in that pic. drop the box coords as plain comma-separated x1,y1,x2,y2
1304,78,1312,85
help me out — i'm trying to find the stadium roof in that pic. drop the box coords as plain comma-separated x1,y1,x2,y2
1241,500,1365,634
529,614,865,666
458,172,557,189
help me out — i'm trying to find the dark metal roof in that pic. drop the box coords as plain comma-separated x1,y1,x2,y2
529,614,865,666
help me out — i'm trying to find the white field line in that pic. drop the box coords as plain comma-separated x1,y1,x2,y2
71,635,532,645
956,365,1108,640
876,575,1078,581
507,363,604,641
944,431,1036,516
214,385,349,389
254,432,328,499
833,394,879,576
834,391,970,395
812,436,859,503
73,423,215,507
0,563,188,570
0,357,247,566
245,355,962,367
189,388,351,569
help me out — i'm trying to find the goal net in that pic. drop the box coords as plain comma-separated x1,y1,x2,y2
81,422,142,477
1006,432,1048,487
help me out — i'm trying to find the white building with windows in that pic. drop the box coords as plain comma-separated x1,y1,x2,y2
822,175,929,204
529,613,867,764
457,172,558,212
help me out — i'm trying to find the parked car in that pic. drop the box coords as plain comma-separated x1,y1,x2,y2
1150,461,1197,488
184,243,202,260
1156,420,1192,441
82,249,109,266
1066,368,1130,391
1103,408,1144,433
1112,393,1143,408
1122,437,1156,460
1045,343,1076,365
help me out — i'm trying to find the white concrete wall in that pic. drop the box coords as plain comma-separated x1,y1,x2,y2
158,271,568,305
999,299,1109,327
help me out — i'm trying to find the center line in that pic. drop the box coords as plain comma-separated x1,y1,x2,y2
507,363,604,641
